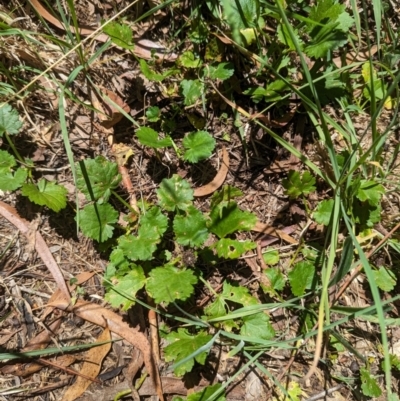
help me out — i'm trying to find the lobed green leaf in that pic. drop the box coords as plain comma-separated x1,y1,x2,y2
22,179,67,212
146,265,198,305
78,203,118,242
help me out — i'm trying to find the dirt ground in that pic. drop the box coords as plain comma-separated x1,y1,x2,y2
1,1,400,400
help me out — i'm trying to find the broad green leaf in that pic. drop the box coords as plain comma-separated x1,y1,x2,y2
104,248,130,278
304,0,352,58
213,239,256,259
356,180,385,206
210,185,243,208
373,267,396,292
205,62,234,81
308,0,344,24
313,199,334,225
243,86,269,103
208,201,257,238
0,166,27,191
304,26,347,58
0,104,22,136
288,261,316,296
222,282,258,306
187,384,226,401
76,156,121,202
262,268,285,293
240,27,257,45
180,51,202,68
157,175,194,212
204,296,226,319
189,18,208,44
173,206,209,247
240,312,275,340
262,248,280,265
360,367,382,397
182,131,216,163
21,179,67,212
282,170,316,199
146,106,161,122
78,203,118,242
146,265,198,304
180,79,204,106
221,0,259,30
104,265,146,310
102,21,134,49
139,59,176,82
352,200,381,228
140,207,168,238
164,329,212,376
302,246,320,262
119,229,160,261
0,149,16,169
136,127,173,149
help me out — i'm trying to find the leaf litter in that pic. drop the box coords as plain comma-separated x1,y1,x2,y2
1,0,400,400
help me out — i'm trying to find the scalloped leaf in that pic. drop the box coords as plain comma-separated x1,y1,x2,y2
136,127,173,149
183,131,216,163
213,238,256,259
22,179,67,212
157,175,194,211
173,206,209,247
208,201,256,238
146,265,198,304
78,203,118,242
76,156,121,202
164,329,212,376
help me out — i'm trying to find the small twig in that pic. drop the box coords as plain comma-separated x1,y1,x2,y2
147,295,160,365
34,165,70,172
20,286,51,299
304,384,344,401
37,357,102,383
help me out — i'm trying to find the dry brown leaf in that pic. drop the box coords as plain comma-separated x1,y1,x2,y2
62,327,112,401
0,329,21,346
42,271,96,320
332,45,379,68
252,221,279,237
193,147,229,197
28,0,177,62
48,299,164,401
0,201,70,301
275,229,298,245
96,87,130,129
253,221,297,244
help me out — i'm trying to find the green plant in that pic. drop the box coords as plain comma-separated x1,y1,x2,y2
73,155,281,374
0,104,67,212
2,0,400,399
